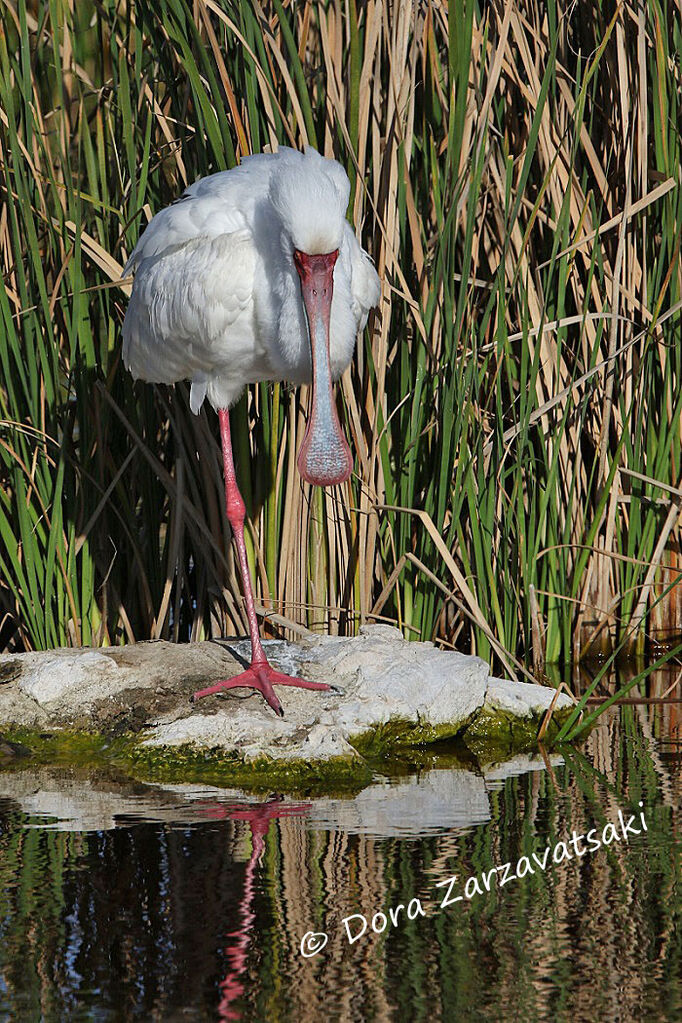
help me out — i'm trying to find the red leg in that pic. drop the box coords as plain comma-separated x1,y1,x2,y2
191,408,330,716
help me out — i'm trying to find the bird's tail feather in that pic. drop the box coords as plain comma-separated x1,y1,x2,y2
189,376,208,414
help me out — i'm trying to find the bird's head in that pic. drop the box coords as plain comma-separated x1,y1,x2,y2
271,146,349,255
270,149,353,487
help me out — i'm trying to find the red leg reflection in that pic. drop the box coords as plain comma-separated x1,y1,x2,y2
198,797,310,1021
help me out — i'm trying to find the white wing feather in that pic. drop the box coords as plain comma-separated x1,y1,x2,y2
123,151,302,274
124,196,245,275
342,222,381,330
122,229,260,410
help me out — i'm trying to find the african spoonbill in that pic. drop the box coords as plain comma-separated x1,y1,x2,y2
122,146,380,716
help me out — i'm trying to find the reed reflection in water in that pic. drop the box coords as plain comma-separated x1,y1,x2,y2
0,692,679,1021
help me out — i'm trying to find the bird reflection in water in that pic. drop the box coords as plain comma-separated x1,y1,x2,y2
196,796,310,1021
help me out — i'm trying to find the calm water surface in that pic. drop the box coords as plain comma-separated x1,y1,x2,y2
0,697,680,1022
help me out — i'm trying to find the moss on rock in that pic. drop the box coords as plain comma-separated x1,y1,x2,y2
128,740,374,795
461,704,572,759
350,716,473,754
0,689,576,796
0,726,374,796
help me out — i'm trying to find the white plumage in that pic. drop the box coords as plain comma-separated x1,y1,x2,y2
122,145,380,414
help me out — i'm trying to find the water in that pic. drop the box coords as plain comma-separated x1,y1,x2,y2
0,703,679,1022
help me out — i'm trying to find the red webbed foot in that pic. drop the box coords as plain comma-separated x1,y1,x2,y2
191,658,330,716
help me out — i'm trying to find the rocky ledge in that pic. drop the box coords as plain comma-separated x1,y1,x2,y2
0,626,571,787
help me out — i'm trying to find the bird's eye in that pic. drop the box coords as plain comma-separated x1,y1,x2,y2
293,249,309,279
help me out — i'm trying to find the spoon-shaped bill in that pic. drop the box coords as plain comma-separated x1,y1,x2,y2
293,249,353,486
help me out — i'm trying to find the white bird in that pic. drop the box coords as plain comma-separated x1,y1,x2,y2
122,145,381,716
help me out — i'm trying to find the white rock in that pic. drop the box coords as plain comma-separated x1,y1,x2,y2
485,676,572,717
0,631,572,766
16,650,126,708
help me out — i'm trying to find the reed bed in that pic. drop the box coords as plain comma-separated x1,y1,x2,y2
0,0,681,695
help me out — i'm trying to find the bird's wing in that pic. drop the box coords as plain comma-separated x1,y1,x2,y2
123,193,247,275
123,157,284,275
342,222,381,330
122,228,258,411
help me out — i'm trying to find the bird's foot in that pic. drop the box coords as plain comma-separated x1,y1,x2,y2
190,660,330,717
